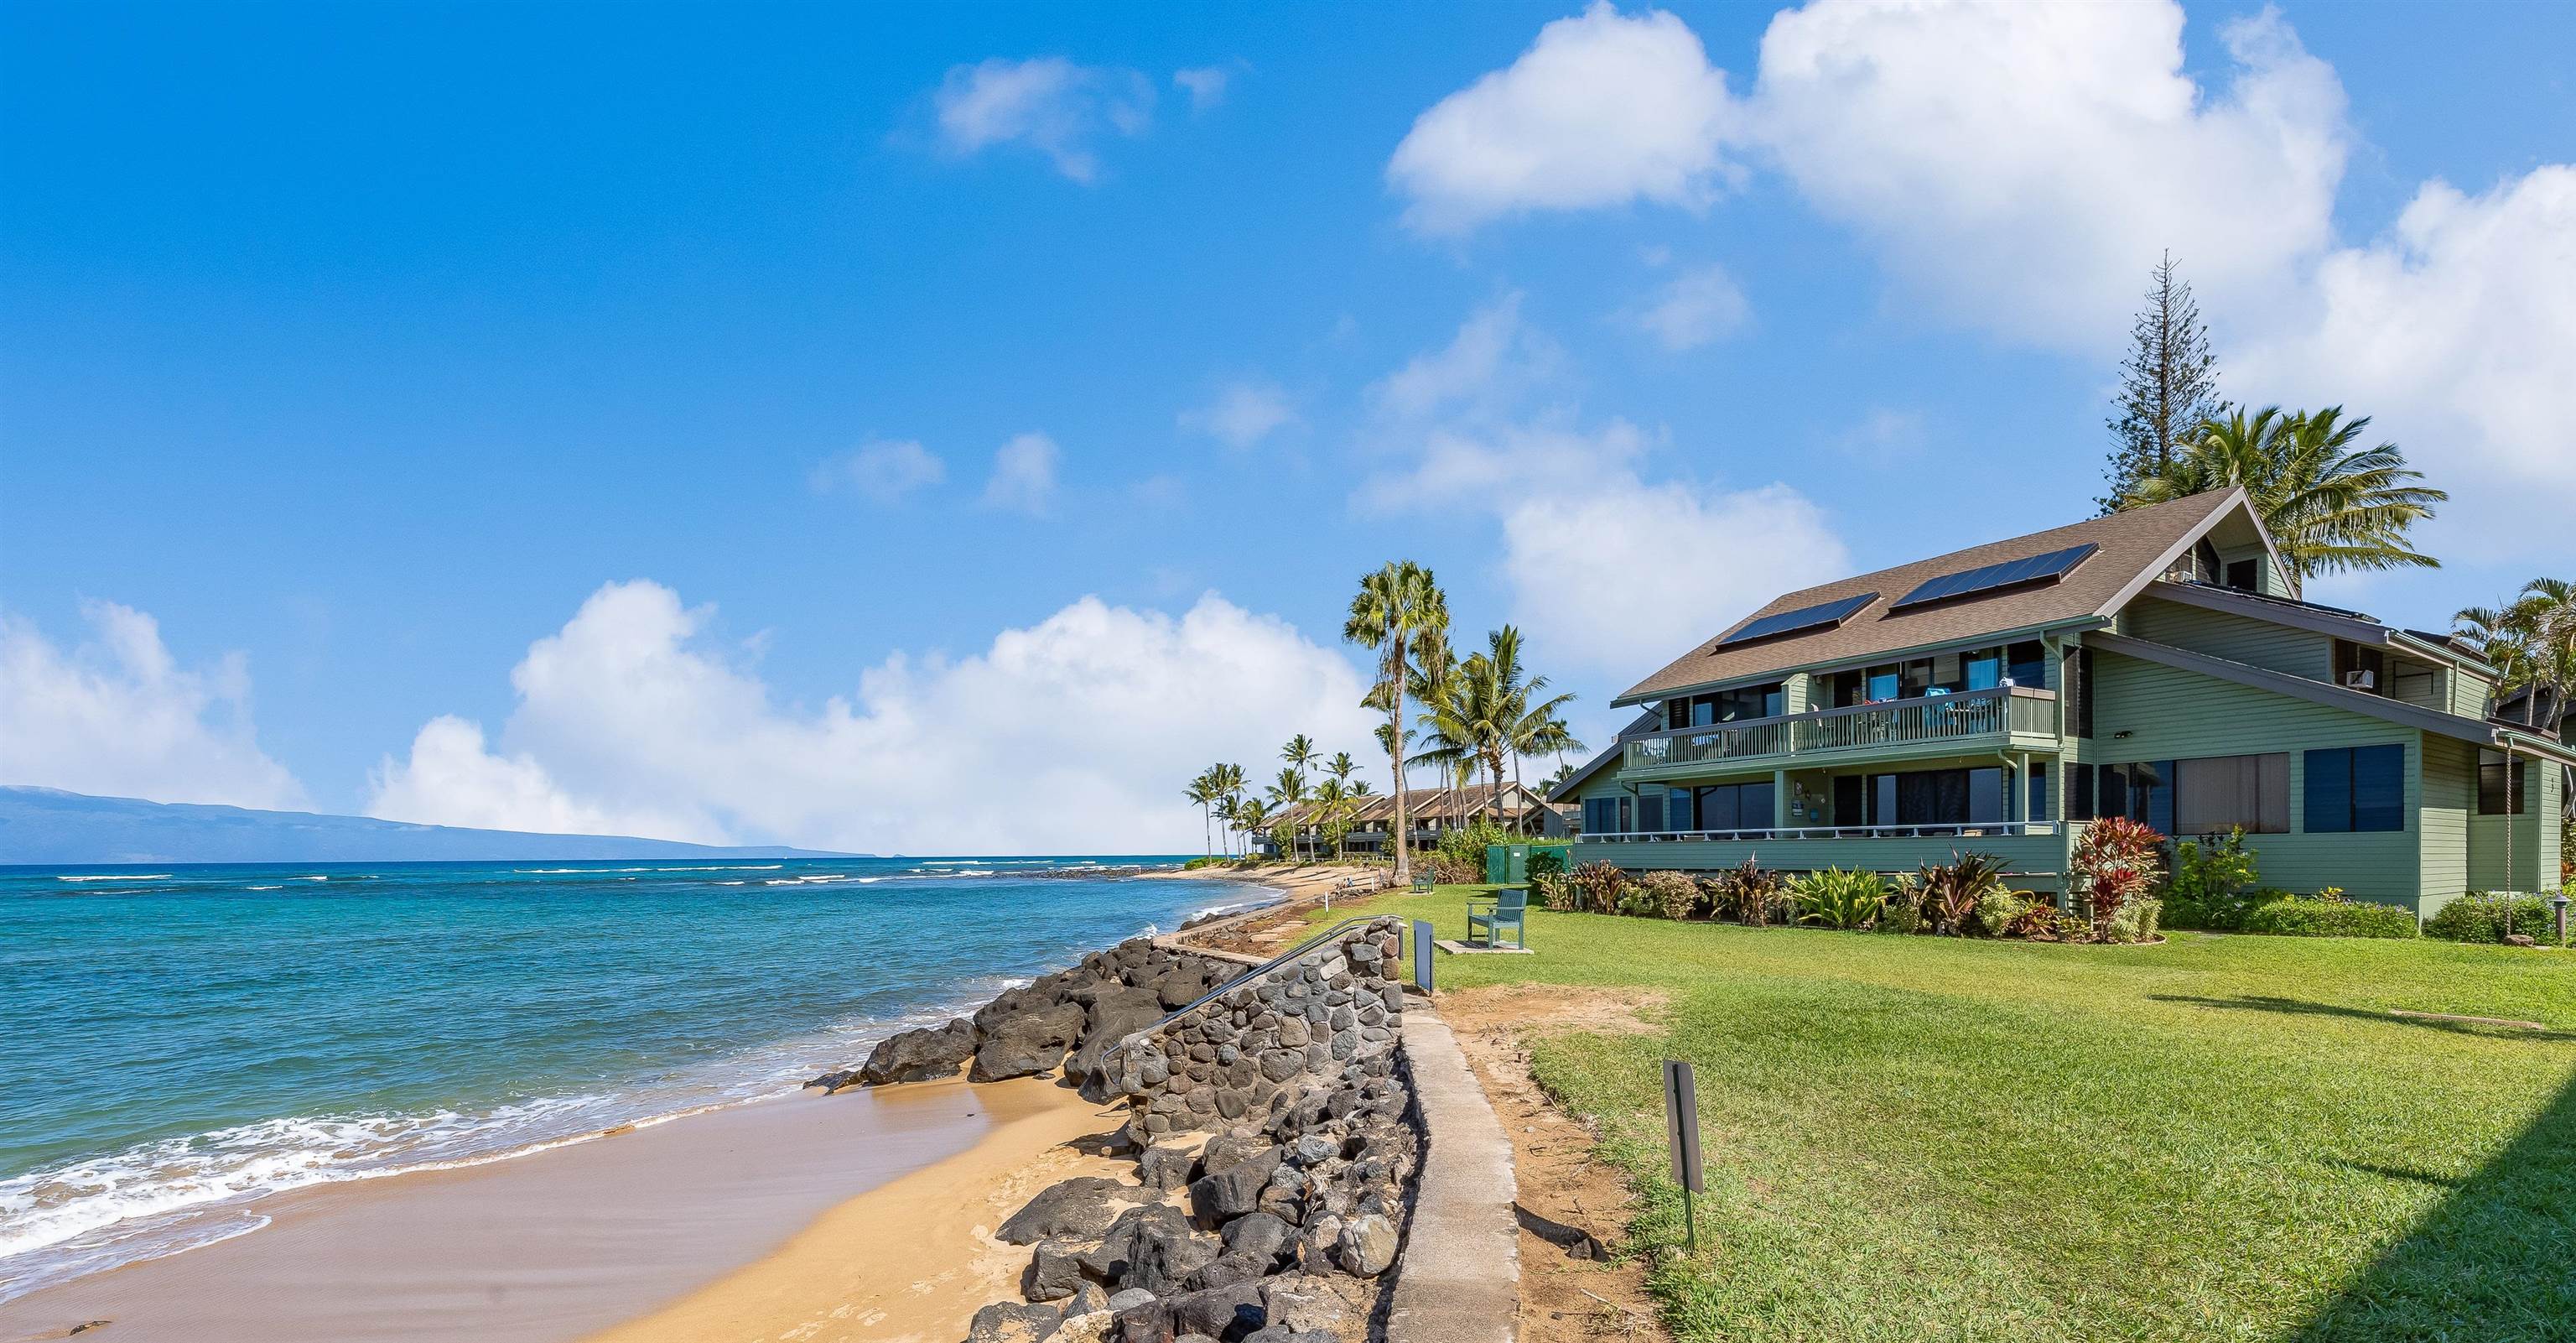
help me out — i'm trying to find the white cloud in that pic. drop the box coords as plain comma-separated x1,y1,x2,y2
1389,3,1737,235
366,581,1379,855
1630,262,1751,349
0,600,305,809
2235,166,2576,528
1369,293,1562,422
812,438,945,504
933,57,1155,182
983,431,1062,514
1748,0,2347,347
1173,66,1231,111
1180,381,1297,449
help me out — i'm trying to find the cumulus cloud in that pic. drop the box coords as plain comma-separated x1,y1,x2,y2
1388,3,1737,234
1173,66,1231,111
2235,167,2576,528
1747,0,2347,347
0,600,305,809
1630,263,1751,349
1362,300,1848,672
812,438,945,504
1180,381,1297,449
366,581,1378,855
1369,293,1562,422
982,431,1062,514
933,57,1155,182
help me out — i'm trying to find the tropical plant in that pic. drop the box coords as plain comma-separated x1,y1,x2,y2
2122,406,2446,588
1789,867,1889,929
1525,846,1567,881
1185,769,1220,859
1876,875,1928,934
1562,860,1633,914
1264,767,1308,861
1280,734,1317,791
1632,870,1700,920
2163,828,2261,930
1213,763,1245,856
1485,625,1583,817
1975,888,2026,938
2105,896,2165,944
1312,777,1353,861
2074,818,2166,937
1346,561,1449,886
2244,892,2419,940
1412,648,1508,825
1918,851,2011,935
1715,857,1789,928
2424,892,2557,945
2454,577,2574,733
1230,796,1271,860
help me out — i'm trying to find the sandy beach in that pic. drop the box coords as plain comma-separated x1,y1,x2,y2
0,1077,1084,1343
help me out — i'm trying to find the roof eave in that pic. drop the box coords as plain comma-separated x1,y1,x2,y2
2086,630,2510,750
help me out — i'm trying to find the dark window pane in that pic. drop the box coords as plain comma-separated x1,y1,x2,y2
1639,792,1665,833
1835,775,1865,826
1703,786,1738,832
1898,772,1943,825
2065,648,2094,738
2007,641,2047,689
2070,764,2095,820
1667,788,1696,831
2479,755,2529,815
1742,783,1775,831
1969,768,2003,821
2353,744,2404,831
1617,796,1632,832
1874,773,1897,826
2029,763,2052,822
2224,559,2259,591
2305,747,2354,833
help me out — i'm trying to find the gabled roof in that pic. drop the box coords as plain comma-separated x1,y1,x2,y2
1544,711,1661,800
1615,489,2257,706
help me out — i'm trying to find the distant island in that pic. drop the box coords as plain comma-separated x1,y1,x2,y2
0,787,860,866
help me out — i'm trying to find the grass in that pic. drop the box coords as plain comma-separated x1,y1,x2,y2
1293,888,2576,1343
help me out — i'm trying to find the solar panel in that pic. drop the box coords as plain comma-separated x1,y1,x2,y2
1716,591,1879,647
1890,543,2098,611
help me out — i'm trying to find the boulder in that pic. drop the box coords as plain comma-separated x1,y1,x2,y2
996,1177,1136,1245
971,1002,1088,1082
1069,986,1166,1090
852,1018,977,1086
1138,1143,1200,1191
1166,1282,1267,1342
1336,1213,1398,1277
1187,1146,1281,1229
1121,1212,1223,1296
966,1299,1060,1343
1023,1239,1092,1302
1219,1212,1293,1268
1105,1288,1157,1313
1067,1281,1109,1318
1259,1277,1348,1335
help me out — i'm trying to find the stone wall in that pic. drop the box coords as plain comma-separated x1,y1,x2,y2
1109,918,1405,1138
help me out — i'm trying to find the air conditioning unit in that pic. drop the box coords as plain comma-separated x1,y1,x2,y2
2344,669,2376,690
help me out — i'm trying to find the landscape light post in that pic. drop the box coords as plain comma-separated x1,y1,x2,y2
2553,893,2568,946
1662,1059,1703,1253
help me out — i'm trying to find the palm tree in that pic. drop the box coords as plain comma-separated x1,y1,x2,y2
1483,625,1583,829
1413,650,1513,829
1232,796,1272,860
2122,406,2446,589
1281,734,1317,791
1184,769,1218,858
1312,777,1352,861
1213,763,1245,856
2457,578,2575,732
1326,751,1358,789
1345,561,1449,886
1265,766,1309,861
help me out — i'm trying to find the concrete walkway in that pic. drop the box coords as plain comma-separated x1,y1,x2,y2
1389,1008,1520,1343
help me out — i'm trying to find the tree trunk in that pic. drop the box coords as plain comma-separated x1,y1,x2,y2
1389,643,1411,886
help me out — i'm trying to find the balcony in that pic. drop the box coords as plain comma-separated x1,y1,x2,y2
1621,686,2058,777
1573,821,2069,890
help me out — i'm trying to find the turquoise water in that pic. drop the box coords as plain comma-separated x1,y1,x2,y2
0,856,1249,1301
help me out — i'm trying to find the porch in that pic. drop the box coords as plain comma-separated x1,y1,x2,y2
1576,825,2070,893
1621,685,2059,779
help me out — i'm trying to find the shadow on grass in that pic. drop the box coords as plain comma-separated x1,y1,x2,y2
2148,993,2576,1043
2295,1074,2576,1341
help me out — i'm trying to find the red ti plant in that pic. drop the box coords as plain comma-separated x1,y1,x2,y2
2074,817,2166,939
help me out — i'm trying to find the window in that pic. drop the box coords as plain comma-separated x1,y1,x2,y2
2028,763,2051,822
1582,796,1628,835
1965,648,2002,691
2098,760,2174,835
1666,682,1785,727
1667,787,1696,830
1637,791,1665,833
2193,538,2222,582
2479,752,2529,815
2007,640,2047,689
2064,647,2094,737
2070,763,2096,820
1692,781,1774,832
2175,753,2290,835
2305,745,2404,833
1842,768,2005,827
1867,666,1900,702
2223,558,2260,591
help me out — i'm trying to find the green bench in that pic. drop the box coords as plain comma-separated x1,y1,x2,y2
1466,887,1528,950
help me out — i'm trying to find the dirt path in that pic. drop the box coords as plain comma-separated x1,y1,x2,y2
1436,986,1670,1343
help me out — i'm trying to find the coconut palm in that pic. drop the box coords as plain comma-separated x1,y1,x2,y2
1345,561,1449,886
1265,766,1309,861
1232,796,1272,860
1280,734,1317,792
1413,650,1513,828
1213,763,1246,856
2456,578,2575,731
2122,406,2446,588
1325,751,1358,789
1184,769,1218,858
1484,625,1583,827
1312,777,1352,861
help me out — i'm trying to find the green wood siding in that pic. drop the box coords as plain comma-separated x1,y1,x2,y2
1575,831,2066,890
2090,645,2425,910
2449,666,2497,721
2127,595,2333,680
2420,736,2475,915
2470,755,2565,893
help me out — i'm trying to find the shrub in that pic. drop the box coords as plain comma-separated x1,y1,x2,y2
1876,897,1926,935
1433,818,1519,875
2241,892,2419,940
1427,854,1484,885
2075,819,2166,938
1634,870,1700,920
1525,846,1567,881
2164,829,2260,930
1918,851,2010,935
1714,856,1789,927
2425,891,2556,944
1692,872,1734,921
1789,867,1889,929
2104,896,2163,944
1529,872,1568,909
1562,861,1633,915
1974,888,2025,938
2007,898,2064,940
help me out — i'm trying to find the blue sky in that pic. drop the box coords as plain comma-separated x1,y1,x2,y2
4,1,2570,853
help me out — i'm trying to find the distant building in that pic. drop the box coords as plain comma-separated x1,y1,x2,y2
1556,487,2569,916
1253,782,1551,860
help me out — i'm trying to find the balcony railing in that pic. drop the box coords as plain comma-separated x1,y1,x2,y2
1581,820,2058,843
1623,686,2056,773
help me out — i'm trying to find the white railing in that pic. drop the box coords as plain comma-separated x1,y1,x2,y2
1623,686,2055,771
1580,821,2057,843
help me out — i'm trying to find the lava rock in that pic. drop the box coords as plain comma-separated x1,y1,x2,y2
971,1001,1088,1082
852,1018,977,1086
1105,1288,1157,1312
966,1299,1060,1343
1121,1212,1223,1296
1166,1282,1267,1341
1023,1239,1092,1302
1259,1277,1348,1335
1219,1211,1293,1269
1138,1143,1201,1191
996,1177,1136,1245
1187,1146,1281,1229
1336,1213,1398,1277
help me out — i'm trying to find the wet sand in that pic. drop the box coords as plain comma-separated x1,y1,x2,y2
0,1078,1036,1343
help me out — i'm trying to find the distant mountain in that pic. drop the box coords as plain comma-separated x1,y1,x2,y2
0,787,859,865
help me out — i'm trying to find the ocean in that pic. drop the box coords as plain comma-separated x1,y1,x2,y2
0,856,1254,1303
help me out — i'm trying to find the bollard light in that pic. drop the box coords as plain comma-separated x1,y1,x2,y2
2553,893,2569,946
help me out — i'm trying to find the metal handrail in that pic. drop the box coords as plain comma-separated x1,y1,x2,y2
1102,915,1392,1065
1623,685,2054,744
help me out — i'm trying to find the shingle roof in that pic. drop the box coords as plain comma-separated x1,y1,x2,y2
1272,782,1545,829
1615,489,2251,705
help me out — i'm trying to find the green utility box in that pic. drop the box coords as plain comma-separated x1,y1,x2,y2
1486,841,1572,885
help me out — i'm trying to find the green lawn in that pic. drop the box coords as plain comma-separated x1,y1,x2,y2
1298,888,2576,1343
